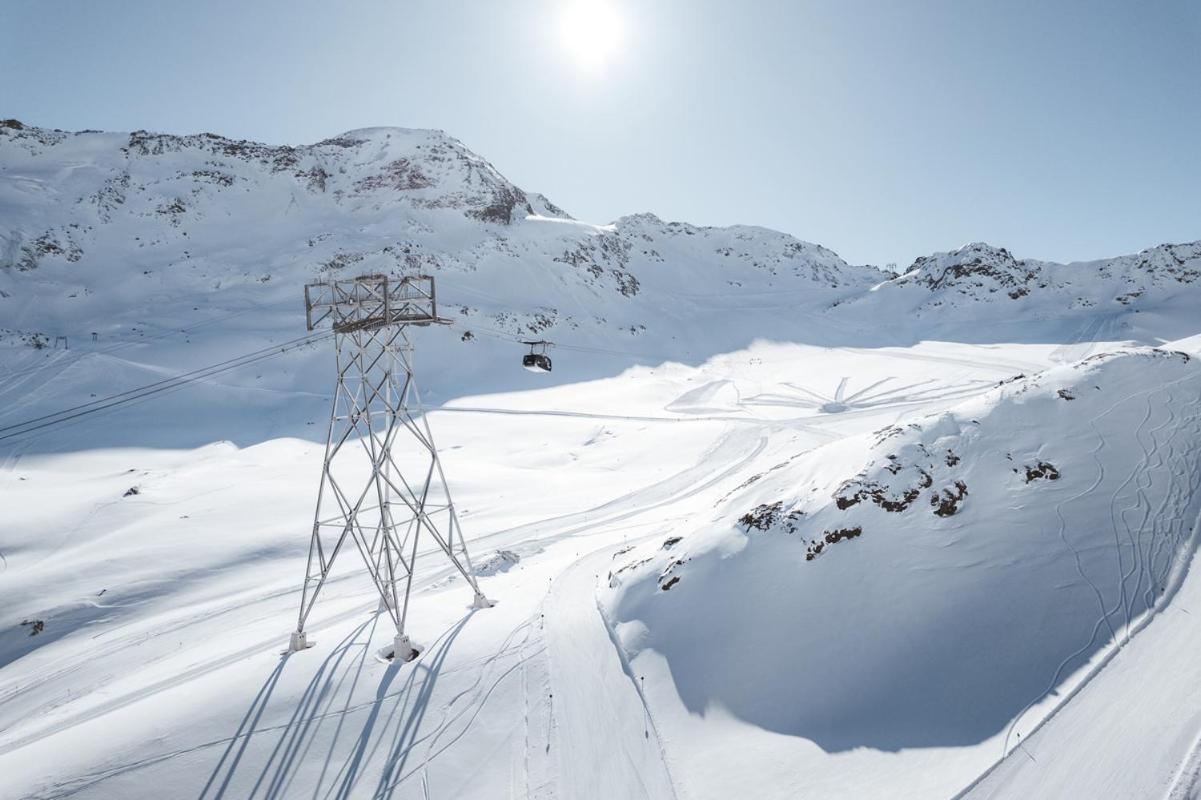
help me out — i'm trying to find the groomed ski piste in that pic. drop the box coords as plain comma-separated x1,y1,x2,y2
2,121,1201,799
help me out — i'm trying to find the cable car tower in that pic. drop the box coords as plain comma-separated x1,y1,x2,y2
289,273,491,662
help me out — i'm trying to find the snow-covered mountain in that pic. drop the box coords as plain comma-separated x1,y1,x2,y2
2,120,1200,800
0,119,879,351
5,118,1199,368
0,119,905,450
843,240,1201,318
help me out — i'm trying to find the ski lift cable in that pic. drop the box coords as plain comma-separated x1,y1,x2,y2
0,351,279,446
0,288,702,443
0,331,332,441
1,298,299,382
0,335,330,443
0,299,655,442
4,305,250,379
0,329,328,433
443,301,682,360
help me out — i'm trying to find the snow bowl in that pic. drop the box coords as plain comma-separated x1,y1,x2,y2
604,349,1201,759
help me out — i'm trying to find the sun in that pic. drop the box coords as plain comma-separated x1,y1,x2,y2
556,0,624,73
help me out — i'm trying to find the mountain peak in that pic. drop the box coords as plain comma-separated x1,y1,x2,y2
900,241,1035,298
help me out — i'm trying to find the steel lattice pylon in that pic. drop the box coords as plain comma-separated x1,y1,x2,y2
289,274,491,661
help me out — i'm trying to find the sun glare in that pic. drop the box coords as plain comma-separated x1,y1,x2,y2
557,0,624,73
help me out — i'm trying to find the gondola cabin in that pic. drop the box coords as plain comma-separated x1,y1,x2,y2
523,353,552,372
521,340,553,373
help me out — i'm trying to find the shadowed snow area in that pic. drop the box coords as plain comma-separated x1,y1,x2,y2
2,121,1201,800
608,350,1201,760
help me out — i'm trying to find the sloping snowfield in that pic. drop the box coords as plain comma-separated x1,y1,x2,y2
4,336,1200,800
2,122,1201,799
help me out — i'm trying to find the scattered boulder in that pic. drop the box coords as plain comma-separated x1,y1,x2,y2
1023,462,1061,482
931,481,969,517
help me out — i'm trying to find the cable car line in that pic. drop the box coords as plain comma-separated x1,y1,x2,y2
1,285,697,443
0,330,328,434
0,331,332,443
1,298,298,383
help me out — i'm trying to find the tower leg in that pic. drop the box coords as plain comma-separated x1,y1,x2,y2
393,633,418,662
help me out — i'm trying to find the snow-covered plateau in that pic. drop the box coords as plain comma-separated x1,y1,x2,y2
2,119,1200,799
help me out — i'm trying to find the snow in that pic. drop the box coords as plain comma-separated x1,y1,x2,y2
2,120,1200,799
604,349,1201,799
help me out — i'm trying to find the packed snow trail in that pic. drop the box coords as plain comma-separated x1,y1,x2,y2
545,546,676,800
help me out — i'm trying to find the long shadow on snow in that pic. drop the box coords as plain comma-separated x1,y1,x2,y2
614,441,1201,754
197,611,474,800
0,543,299,674
197,618,375,800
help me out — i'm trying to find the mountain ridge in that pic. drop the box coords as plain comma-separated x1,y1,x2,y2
2,118,1198,362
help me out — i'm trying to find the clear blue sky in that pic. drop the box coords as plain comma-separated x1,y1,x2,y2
2,0,1199,267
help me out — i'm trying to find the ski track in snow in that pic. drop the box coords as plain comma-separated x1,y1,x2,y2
0,412,775,799
961,374,1201,799
3,122,1201,799
1001,377,1196,755
4,344,1201,800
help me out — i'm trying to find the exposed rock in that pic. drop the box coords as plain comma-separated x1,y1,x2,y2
930,481,969,517
805,527,863,561
1023,462,1061,482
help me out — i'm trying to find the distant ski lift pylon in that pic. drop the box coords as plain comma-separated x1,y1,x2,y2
522,340,553,373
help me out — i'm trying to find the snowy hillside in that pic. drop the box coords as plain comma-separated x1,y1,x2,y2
604,347,1201,798
2,120,1201,800
842,240,1201,337
0,119,896,451
0,118,876,351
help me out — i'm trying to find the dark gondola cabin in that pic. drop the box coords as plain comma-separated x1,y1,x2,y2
522,352,552,372
522,341,553,372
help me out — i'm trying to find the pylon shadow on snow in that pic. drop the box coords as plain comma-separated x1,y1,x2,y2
196,610,475,800
197,618,375,800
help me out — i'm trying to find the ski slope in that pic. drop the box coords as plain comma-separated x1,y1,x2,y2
2,121,1201,799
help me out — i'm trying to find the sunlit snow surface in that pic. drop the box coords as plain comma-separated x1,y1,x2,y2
2,123,1201,799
